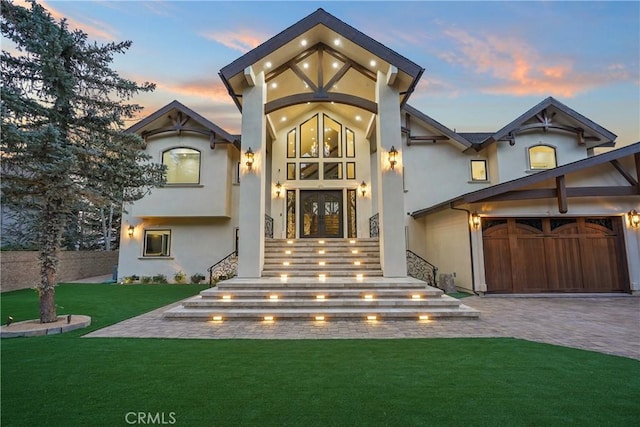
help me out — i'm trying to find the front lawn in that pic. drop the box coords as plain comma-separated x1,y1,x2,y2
1,284,639,426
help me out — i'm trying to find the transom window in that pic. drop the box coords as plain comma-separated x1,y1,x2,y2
528,145,557,170
143,230,171,257
162,147,200,184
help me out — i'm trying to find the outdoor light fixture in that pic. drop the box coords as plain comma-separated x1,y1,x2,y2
275,181,282,198
470,212,481,229
360,181,367,197
6,316,13,326
629,210,640,228
388,146,398,170
245,147,254,169
67,314,72,324
127,225,134,238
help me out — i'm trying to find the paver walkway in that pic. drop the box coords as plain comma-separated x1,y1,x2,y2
85,295,640,360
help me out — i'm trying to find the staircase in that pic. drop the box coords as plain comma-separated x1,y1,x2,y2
163,238,479,321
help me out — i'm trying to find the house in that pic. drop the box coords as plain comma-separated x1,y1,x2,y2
118,9,639,298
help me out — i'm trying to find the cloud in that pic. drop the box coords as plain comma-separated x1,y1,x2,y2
440,28,634,97
155,78,234,104
14,0,117,41
199,29,267,53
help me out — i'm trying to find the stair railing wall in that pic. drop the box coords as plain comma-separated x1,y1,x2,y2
207,251,238,286
406,250,438,287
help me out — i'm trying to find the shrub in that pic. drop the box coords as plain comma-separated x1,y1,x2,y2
140,276,152,284
152,274,168,284
190,273,206,284
174,271,187,284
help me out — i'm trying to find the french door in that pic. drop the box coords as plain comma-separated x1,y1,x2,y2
299,190,343,238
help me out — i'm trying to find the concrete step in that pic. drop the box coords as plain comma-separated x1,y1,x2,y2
201,288,443,298
163,304,479,320
215,277,430,290
182,297,461,309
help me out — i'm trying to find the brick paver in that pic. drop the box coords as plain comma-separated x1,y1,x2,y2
84,296,640,360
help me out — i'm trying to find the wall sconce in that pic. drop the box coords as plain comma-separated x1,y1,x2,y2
360,181,367,197
127,225,135,238
629,209,640,228
245,147,254,169
275,181,282,198
470,212,481,230
388,146,398,170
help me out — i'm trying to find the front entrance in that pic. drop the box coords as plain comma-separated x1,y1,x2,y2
300,190,343,238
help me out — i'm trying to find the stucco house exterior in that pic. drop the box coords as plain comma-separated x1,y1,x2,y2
118,9,639,303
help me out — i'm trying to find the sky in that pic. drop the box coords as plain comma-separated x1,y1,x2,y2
10,0,640,146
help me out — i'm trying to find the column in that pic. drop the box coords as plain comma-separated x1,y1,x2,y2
237,69,267,278
375,70,407,277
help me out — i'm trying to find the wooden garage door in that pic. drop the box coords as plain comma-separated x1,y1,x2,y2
482,217,629,293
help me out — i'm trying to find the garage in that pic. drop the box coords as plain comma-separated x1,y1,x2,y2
482,217,630,293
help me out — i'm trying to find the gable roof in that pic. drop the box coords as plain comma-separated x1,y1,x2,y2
219,8,424,110
411,141,640,218
126,100,239,148
403,104,473,148
478,96,617,149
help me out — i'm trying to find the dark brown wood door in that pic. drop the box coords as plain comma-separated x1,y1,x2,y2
299,191,343,238
483,217,629,293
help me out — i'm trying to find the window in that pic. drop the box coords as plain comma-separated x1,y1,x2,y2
323,114,341,158
287,129,296,158
144,230,171,257
300,115,319,158
346,162,356,179
529,145,556,170
235,161,241,184
300,162,319,180
324,162,343,179
286,163,296,180
470,160,488,181
162,148,200,184
346,128,355,158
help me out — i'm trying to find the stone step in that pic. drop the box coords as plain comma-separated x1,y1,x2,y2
262,270,384,278
182,297,460,309
201,288,443,298
263,263,382,270
215,277,428,290
163,305,479,320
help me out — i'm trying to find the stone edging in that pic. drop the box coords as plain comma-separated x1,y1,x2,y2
0,315,91,338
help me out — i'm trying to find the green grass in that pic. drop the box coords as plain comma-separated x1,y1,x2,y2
2,284,639,426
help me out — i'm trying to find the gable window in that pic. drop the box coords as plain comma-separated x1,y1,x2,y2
300,115,319,158
287,128,296,158
162,147,200,184
144,230,171,257
470,160,488,181
323,114,342,158
528,145,556,170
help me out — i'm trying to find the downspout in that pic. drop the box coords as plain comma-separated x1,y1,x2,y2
451,205,480,296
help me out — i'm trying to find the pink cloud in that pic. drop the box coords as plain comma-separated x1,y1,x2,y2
440,28,634,97
199,29,267,53
156,79,234,104
14,0,117,40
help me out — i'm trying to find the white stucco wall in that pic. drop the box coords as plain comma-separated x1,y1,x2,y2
419,209,474,293
131,134,234,218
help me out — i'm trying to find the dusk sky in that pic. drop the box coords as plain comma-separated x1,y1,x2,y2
14,1,640,146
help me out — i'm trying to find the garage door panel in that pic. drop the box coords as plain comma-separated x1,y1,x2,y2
483,237,513,293
511,237,548,292
580,236,626,292
545,237,584,291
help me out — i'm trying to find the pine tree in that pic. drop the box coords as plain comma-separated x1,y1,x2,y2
1,0,165,322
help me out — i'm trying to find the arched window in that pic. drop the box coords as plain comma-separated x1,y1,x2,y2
528,145,556,170
162,147,200,184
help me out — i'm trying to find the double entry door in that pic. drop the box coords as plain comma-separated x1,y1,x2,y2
299,190,343,238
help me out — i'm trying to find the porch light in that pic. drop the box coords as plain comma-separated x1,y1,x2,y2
629,210,640,228
275,181,282,198
470,212,481,230
245,147,254,169
360,181,367,197
388,146,398,170
127,225,134,238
